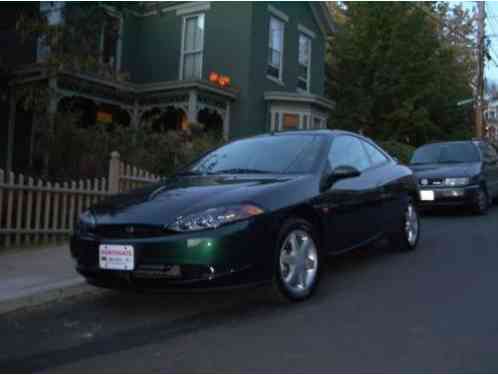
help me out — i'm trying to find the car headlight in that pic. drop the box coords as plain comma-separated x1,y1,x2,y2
168,204,264,232
75,210,96,234
444,177,470,187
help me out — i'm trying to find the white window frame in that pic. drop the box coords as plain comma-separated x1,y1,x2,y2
179,13,205,81
269,103,328,132
267,16,285,84
297,33,312,93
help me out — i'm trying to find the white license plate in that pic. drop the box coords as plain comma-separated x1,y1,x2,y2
99,245,134,271
420,190,435,201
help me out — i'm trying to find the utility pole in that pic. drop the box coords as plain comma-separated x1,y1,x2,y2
475,1,486,139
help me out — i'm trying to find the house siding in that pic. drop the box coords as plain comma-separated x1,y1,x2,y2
240,2,326,139
119,2,326,139
203,2,253,138
122,11,182,83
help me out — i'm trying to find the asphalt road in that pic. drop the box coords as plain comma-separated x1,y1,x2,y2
1,206,498,373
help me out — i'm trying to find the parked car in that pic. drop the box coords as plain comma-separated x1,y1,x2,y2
70,130,420,301
409,140,498,214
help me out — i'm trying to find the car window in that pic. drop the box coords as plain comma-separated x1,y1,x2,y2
411,142,480,164
188,135,324,175
362,141,389,167
328,135,371,172
477,143,494,163
486,144,497,162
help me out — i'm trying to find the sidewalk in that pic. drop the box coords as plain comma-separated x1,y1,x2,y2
0,244,98,315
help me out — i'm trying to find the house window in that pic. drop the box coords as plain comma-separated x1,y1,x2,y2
313,117,323,129
283,113,300,130
181,14,205,80
267,16,284,81
298,34,311,92
37,2,65,62
100,13,122,71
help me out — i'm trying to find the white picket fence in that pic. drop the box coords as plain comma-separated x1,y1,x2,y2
0,151,161,249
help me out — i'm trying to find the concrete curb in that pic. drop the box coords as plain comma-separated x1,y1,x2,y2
0,278,100,316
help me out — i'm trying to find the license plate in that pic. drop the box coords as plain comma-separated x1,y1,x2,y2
99,245,134,271
420,190,435,201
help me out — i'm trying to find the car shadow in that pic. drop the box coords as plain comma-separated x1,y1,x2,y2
0,239,403,372
420,206,483,218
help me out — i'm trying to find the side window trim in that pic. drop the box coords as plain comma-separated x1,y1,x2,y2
328,135,372,172
361,139,391,169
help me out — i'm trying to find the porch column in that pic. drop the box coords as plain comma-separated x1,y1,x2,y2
43,77,58,176
129,104,142,128
6,89,16,172
187,90,198,123
223,102,230,141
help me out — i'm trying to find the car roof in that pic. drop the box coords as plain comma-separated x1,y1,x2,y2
253,129,364,139
417,140,477,148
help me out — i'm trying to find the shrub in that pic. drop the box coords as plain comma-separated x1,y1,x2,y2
378,140,415,164
36,112,223,180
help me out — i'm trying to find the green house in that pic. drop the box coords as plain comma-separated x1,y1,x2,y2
4,2,334,172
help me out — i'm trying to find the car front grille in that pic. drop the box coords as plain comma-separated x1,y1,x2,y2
90,224,172,239
419,177,444,186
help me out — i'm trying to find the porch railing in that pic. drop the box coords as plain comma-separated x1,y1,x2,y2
0,152,161,249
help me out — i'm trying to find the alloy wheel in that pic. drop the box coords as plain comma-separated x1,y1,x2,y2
405,203,419,247
279,229,318,296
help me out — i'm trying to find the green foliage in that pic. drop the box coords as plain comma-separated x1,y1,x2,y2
327,2,475,147
378,140,416,164
34,111,223,180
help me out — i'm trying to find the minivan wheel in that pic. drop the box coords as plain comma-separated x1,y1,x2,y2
473,187,489,215
271,218,321,302
392,200,420,252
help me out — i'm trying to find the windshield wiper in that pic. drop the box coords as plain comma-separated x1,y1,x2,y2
410,162,431,165
440,160,465,164
175,171,204,176
211,168,274,175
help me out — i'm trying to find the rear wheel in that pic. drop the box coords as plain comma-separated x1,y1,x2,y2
271,218,321,302
472,186,489,215
392,199,420,252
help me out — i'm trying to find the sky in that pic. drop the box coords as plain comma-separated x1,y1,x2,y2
484,1,498,82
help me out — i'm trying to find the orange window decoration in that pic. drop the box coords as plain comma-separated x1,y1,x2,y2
282,113,300,130
209,72,231,87
209,72,220,83
97,111,113,124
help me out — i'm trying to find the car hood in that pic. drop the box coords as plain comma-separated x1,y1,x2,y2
409,162,481,179
91,174,308,226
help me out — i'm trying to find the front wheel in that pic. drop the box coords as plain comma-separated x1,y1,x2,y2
472,186,489,215
271,218,321,302
391,200,420,252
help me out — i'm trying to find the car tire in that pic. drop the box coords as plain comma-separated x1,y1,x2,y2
391,198,420,252
270,217,322,302
472,186,489,215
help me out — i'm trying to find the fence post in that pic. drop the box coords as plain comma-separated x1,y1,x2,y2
108,151,120,194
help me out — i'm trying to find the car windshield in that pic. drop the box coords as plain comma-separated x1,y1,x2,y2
410,142,480,164
186,135,324,175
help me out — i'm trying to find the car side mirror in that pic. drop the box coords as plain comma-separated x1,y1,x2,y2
323,165,361,190
393,157,400,164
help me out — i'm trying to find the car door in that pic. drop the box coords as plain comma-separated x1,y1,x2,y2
320,135,379,253
360,140,396,232
483,143,498,198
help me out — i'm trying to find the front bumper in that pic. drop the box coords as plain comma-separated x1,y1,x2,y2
417,184,479,208
70,219,275,291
